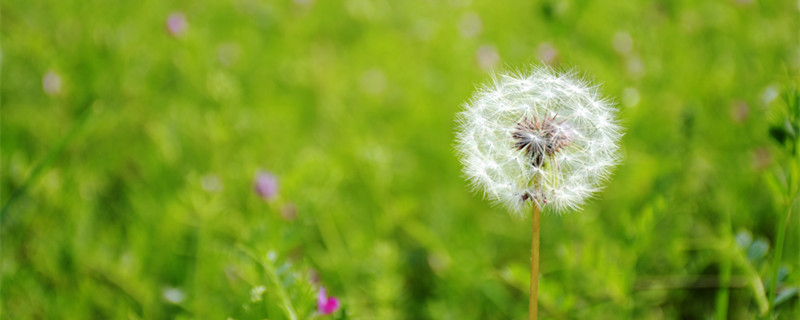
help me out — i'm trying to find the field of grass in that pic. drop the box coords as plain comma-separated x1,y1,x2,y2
2,0,799,319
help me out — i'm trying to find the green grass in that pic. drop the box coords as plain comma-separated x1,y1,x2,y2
2,0,799,319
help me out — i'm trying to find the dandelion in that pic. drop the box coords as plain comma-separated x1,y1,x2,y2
456,66,621,214
253,170,279,200
316,287,340,315
455,66,622,319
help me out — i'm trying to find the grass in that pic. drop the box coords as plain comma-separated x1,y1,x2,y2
2,0,799,319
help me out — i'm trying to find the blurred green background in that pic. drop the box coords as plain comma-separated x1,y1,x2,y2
2,0,799,319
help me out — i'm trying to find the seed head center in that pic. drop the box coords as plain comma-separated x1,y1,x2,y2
511,114,571,168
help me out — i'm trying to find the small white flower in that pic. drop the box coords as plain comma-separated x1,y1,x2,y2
162,287,185,304
250,285,266,302
455,66,622,215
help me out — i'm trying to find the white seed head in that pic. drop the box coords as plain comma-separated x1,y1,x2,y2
455,66,622,216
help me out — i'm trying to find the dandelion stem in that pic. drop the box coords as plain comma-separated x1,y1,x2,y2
530,204,540,320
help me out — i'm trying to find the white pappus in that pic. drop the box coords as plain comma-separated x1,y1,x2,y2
455,66,623,215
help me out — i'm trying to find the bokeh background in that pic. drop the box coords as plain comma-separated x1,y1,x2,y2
2,0,799,319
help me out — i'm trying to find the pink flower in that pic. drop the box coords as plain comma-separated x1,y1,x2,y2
253,171,278,200
166,12,188,37
317,287,340,315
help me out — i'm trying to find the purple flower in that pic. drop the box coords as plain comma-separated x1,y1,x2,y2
317,287,340,315
166,12,188,37
253,171,278,200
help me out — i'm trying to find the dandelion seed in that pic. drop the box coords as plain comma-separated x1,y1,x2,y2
316,287,340,315
253,171,278,200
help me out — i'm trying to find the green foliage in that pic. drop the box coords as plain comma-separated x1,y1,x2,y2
2,0,799,319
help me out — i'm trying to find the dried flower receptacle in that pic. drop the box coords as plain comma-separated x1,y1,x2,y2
512,114,572,168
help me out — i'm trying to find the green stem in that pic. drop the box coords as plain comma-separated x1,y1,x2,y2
768,205,792,318
240,247,298,320
714,210,733,320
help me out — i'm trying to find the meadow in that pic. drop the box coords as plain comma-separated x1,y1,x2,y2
2,0,799,319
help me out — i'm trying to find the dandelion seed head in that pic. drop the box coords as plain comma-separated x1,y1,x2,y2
455,66,622,215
